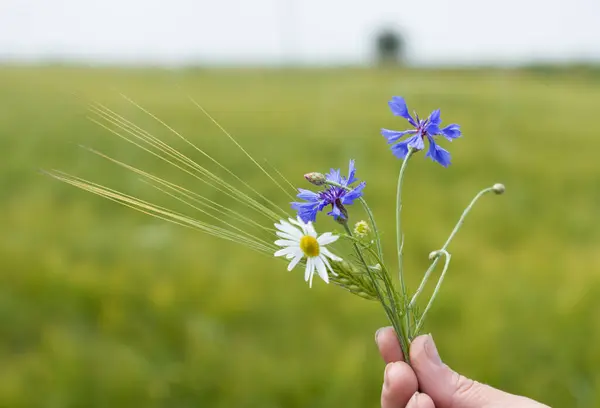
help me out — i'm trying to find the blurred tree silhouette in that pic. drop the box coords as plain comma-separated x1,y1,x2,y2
375,28,406,66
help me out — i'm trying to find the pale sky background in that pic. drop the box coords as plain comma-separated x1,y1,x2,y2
0,0,598,66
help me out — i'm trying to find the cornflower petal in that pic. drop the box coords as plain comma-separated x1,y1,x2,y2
425,123,440,135
381,128,416,144
296,188,319,201
382,96,461,166
409,134,425,151
346,159,357,185
428,109,442,127
326,168,342,184
388,96,416,126
426,135,452,167
292,159,365,222
327,204,344,220
441,124,461,140
341,181,365,205
390,134,422,159
292,202,319,223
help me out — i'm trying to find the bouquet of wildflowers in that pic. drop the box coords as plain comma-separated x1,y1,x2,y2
46,95,504,363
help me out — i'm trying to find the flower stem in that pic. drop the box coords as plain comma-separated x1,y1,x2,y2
341,221,410,362
408,186,496,334
395,149,414,340
358,197,384,262
408,258,437,310
413,250,451,334
396,149,414,298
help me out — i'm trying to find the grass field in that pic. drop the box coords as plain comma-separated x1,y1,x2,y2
1,65,599,407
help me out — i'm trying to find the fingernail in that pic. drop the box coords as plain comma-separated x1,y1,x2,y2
425,334,442,366
374,326,388,346
383,362,393,388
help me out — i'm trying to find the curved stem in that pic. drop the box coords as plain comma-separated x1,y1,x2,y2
440,186,495,253
409,186,495,309
409,257,437,309
414,250,451,334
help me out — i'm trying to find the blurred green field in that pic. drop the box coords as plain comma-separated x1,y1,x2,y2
1,65,599,407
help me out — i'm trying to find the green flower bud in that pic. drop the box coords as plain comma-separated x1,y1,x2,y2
492,183,505,195
353,220,370,238
304,172,326,186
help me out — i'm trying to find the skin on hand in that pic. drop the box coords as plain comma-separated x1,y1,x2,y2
375,327,550,408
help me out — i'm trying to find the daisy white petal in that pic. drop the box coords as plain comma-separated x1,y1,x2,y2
305,222,317,238
274,239,300,247
287,253,303,271
276,222,303,238
319,254,338,276
285,251,299,260
273,217,343,287
317,232,338,245
276,231,299,240
321,247,342,262
305,257,314,286
289,217,303,227
314,257,329,284
288,217,310,236
274,247,298,257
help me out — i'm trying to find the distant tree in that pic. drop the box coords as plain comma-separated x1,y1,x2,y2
375,28,406,66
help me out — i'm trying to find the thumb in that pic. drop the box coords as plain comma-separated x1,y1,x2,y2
409,335,548,408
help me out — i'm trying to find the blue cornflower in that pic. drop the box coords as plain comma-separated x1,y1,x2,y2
381,96,462,167
291,160,366,223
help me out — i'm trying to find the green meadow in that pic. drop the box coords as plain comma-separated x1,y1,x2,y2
1,65,599,407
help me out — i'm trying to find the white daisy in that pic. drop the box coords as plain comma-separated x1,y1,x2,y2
274,217,342,288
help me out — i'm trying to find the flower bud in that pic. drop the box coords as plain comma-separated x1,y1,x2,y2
304,172,326,186
353,220,371,238
428,250,440,260
492,183,505,195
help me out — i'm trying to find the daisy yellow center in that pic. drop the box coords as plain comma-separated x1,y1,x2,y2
299,235,320,257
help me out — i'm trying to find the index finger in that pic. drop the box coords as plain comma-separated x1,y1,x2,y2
375,326,405,364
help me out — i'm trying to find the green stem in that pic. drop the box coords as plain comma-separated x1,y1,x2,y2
409,186,494,309
395,149,414,340
341,221,410,362
396,149,414,299
358,197,384,262
414,250,451,334
408,258,437,310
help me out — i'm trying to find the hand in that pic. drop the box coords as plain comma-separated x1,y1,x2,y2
375,327,549,408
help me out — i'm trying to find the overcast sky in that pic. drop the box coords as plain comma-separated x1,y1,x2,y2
1,0,598,66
